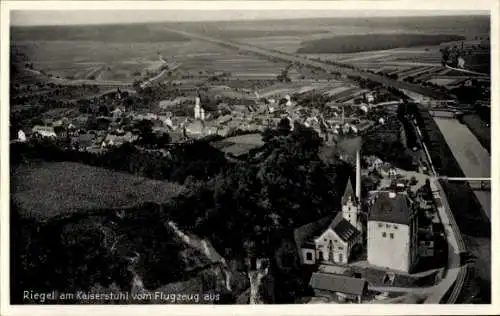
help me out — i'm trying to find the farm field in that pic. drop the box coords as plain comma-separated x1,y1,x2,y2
11,161,185,220
256,81,331,97
12,39,290,83
11,15,490,86
11,23,191,42
296,34,466,54
176,53,288,80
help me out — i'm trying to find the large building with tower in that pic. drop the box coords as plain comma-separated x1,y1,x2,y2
294,151,363,265
295,147,420,273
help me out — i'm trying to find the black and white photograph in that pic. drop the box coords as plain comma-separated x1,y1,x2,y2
1,0,497,314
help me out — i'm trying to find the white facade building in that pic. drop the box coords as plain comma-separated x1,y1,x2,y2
18,130,27,142
32,125,57,138
367,191,419,273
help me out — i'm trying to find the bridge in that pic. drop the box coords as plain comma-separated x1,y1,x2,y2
437,177,491,191
429,109,462,119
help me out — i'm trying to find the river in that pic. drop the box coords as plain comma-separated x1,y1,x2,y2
432,117,491,219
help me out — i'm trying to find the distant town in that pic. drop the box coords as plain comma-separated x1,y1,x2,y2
8,13,491,306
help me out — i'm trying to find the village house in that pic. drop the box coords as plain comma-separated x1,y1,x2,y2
367,191,419,273
101,131,138,148
111,107,124,119
378,163,398,178
366,156,384,172
184,120,206,139
309,272,368,303
32,125,57,138
17,130,27,142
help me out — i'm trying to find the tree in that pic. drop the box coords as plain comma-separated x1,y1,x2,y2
277,118,292,135
156,133,171,148
440,47,450,66
98,105,110,117
134,120,154,145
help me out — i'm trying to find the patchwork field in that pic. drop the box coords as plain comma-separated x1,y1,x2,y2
11,15,490,87
11,161,185,220
176,53,288,80
12,39,292,83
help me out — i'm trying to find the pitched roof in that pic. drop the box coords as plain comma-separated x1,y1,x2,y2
185,120,205,134
293,216,332,249
341,177,357,205
32,125,55,133
333,218,360,242
328,212,359,242
369,191,414,225
309,272,367,296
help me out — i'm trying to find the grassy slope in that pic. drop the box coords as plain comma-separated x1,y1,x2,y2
11,161,185,220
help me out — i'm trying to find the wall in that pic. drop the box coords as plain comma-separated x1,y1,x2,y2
301,248,316,265
367,221,410,272
342,201,358,229
315,228,349,264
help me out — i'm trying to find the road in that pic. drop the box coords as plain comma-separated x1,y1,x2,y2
140,63,182,89
164,27,450,100
24,68,132,87
433,118,491,219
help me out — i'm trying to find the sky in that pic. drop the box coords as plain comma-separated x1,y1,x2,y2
10,8,490,27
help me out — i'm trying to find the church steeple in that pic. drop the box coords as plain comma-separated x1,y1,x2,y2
342,177,358,206
342,176,362,232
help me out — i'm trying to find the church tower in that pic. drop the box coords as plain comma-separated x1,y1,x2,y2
341,178,359,229
194,96,203,120
341,149,363,232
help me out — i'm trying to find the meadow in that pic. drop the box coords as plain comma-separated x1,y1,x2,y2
11,161,185,220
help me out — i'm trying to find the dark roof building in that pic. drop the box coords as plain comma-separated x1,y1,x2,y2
369,191,414,225
330,213,359,242
309,272,368,296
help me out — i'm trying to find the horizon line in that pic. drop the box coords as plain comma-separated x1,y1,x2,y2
10,11,491,27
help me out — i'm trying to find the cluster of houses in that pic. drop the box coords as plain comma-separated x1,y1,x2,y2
294,149,439,303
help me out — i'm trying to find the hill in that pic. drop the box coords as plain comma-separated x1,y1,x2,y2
11,161,185,220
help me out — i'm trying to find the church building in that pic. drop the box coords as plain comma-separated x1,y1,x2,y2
295,151,363,265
